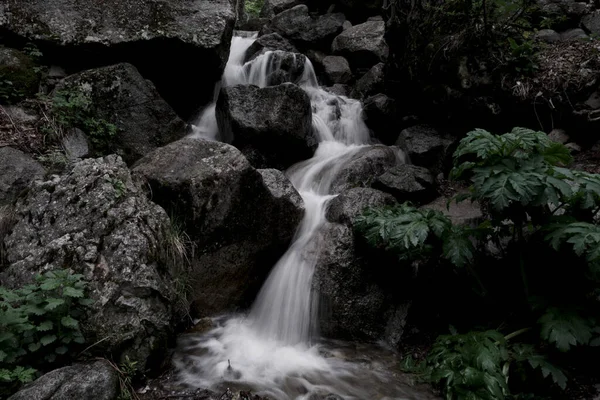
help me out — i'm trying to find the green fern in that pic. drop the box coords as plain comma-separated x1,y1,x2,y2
538,308,595,352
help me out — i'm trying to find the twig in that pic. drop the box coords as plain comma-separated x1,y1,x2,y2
0,104,20,134
77,335,112,357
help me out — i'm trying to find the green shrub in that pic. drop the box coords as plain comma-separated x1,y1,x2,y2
245,0,264,18
0,269,91,396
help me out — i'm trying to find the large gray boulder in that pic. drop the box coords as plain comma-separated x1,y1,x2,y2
326,187,395,225
362,94,398,145
330,145,398,193
1,155,180,368
0,0,237,118
350,63,385,100
373,164,438,205
244,33,299,62
216,83,315,169
332,21,388,70
243,51,308,87
0,147,45,206
55,63,187,165
261,0,303,18
8,360,118,400
323,55,352,84
313,222,409,345
262,5,345,51
132,138,304,317
395,125,454,174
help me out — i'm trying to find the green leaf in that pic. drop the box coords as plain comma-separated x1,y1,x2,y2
28,342,41,352
61,316,79,329
44,297,66,310
527,354,568,390
54,346,68,355
63,287,84,298
37,320,54,332
40,334,57,346
539,308,593,352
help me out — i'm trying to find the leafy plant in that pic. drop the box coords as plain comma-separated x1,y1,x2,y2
0,269,91,395
115,356,140,400
506,37,539,75
245,0,264,18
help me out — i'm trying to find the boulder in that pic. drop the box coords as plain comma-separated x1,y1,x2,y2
0,0,237,118
55,63,187,165
534,29,561,43
0,46,40,101
537,0,590,19
0,147,45,206
331,21,388,70
326,84,350,96
395,125,453,173
261,0,303,18
323,55,352,84
132,138,304,316
313,222,408,343
373,164,438,205
330,145,398,193
362,94,398,145
244,33,299,62
561,28,588,40
350,63,385,100
8,360,118,400
582,11,600,35
216,83,315,169
326,187,395,225
262,5,345,51
2,155,180,368
244,51,308,86
423,194,484,226
548,128,570,144
237,17,271,32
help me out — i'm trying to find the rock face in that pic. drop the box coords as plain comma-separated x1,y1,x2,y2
244,51,308,86
0,46,40,101
323,55,352,84
8,360,118,400
244,33,299,62
262,5,345,51
326,187,395,225
261,0,303,18
362,94,398,145
373,164,438,204
55,63,187,165
350,63,385,100
132,138,304,317
216,83,315,169
0,147,45,206
330,145,398,193
395,125,453,174
2,155,180,368
0,0,237,118
332,21,388,70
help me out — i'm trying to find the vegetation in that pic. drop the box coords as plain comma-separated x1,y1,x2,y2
245,0,264,18
0,270,91,396
356,127,600,399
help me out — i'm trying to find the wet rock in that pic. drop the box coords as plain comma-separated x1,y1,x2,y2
395,125,454,174
2,155,179,368
537,0,590,19
244,51,308,86
262,5,345,51
330,145,398,193
423,194,483,226
55,63,187,165
583,11,600,36
323,55,352,84
245,33,299,62
237,17,271,32
566,142,582,153
350,63,385,100
305,49,328,75
62,128,90,160
535,29,561,43
8,360,118,400
332,21,388,70
261,0,303,18
362,94,398,145
342,21,352,30
326,84,350,96
548,128,570,144
373,164,438,205
561,28,589,41
0,46,40,101
0,147,45,206
326,187,395,225
216,83,315,169
132,138,304,317
0,0,237,118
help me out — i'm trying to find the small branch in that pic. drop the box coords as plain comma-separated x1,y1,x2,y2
0,104,20,134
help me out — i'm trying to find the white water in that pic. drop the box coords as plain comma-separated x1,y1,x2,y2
177,33,434,400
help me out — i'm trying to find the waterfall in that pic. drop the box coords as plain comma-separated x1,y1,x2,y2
176,33,432,400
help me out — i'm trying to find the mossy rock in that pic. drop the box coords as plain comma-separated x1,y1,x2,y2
0,47,40,103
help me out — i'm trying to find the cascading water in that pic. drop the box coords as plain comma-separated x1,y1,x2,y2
176,32,436,400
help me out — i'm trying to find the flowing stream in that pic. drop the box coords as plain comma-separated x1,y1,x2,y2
176,33,437,400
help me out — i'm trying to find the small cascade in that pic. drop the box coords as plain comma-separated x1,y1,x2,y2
176,33,432,400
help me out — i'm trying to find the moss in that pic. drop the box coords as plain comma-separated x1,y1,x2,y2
0,47,40,103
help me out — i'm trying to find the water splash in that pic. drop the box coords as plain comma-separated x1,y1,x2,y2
175,33,433,400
